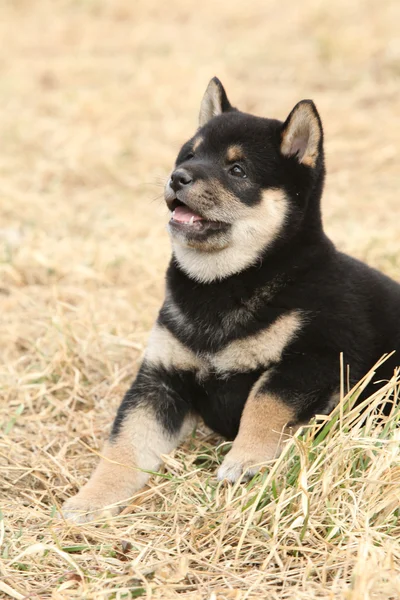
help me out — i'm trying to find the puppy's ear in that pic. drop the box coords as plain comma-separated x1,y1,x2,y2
199,77,233,127
280,100,322,168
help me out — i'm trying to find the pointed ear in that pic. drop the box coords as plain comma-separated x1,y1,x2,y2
280,100,323,168
199,77,233,127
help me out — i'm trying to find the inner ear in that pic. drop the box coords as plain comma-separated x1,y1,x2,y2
199,77,233,127
280,100,322,168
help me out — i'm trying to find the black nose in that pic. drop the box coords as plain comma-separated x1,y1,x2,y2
170,169,193,192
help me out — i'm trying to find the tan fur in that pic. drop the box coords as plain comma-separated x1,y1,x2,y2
218,384,297,482
211,311,302,373
173,177,242,225
145,323,203,372
62,408,196,523
146,311,302,377
281,103,321,168
171,188,288,283
226,144,245,163
192,136,203,152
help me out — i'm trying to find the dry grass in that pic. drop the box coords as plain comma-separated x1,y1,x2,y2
1,0,400,598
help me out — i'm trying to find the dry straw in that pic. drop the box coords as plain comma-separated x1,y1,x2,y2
2,357,400,599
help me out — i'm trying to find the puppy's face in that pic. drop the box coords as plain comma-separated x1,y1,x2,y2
166,115,279,252
165,78,324,280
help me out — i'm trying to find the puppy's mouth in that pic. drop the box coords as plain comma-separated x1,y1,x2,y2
169,199,228,233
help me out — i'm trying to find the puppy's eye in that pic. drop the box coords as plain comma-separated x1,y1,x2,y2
229,164,247,178
185,152,195,161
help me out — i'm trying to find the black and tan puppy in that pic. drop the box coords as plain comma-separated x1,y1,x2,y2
62,78,400,522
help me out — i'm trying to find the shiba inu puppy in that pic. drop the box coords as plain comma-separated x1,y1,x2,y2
62,78,400,523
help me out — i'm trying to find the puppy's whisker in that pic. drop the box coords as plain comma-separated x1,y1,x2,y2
149,193,165,205
143,180,166,188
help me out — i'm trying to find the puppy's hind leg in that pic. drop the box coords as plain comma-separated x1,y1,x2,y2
61,366,195,523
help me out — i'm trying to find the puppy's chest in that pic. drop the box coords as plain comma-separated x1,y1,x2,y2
146,308,303,377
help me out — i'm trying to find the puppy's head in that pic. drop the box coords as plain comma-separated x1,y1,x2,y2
165,77,325,282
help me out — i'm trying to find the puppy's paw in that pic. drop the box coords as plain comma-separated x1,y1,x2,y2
217,447,276,483
60,490,124,524
217,456,260,483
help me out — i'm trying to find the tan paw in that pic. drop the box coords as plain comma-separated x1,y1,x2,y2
217,447,276,483
60,490,125,524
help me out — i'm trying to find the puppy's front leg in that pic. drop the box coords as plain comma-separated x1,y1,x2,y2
218,357,338,482
217,371,301,482
62,364,194,523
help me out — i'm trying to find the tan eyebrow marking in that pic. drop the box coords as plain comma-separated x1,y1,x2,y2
226,144,245,162
192,136,204,152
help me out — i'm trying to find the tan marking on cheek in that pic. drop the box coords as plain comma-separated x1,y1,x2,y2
192,136,204,152
226,144,245,163
62,408,197,522
211,311,302,373
208,178,241,211
187,177,241,218
145,323,204,372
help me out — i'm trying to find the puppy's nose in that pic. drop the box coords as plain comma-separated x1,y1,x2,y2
170,169,193,192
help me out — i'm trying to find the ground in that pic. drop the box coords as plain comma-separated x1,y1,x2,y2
1,0,400,598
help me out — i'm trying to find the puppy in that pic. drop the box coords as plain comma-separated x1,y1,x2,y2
62,78,400,522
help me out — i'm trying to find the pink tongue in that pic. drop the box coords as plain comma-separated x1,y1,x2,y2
173,205,203,223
